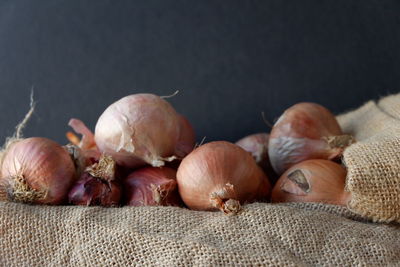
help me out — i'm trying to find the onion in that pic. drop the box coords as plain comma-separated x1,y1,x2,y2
68,173,121,206
177,141,271,214
174,114,196,158
268,102,355,175
235,133,278,184
95,94,194,168
271,159,350,206
123,167,181,206
68,155,121,206
0,137,76,204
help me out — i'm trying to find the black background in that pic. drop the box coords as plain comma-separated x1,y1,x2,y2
0,0,399,144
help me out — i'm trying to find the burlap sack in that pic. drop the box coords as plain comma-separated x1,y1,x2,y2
338,93,400,223
1,94,400,266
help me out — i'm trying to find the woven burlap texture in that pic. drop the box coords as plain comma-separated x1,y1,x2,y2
1,202,399,266
1,94,400,266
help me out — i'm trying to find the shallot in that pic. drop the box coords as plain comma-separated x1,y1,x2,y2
95,93,195,168
268,102,354,175
123,167,181,206
271,159,350,206
68,155,121,206
0,137,76,204
235,133,277,183
177,141,271,214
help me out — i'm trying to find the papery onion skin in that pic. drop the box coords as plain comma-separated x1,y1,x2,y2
95,94,183,168
177,141,271,214
123,167,182,206
268,102,354,175
235,133,278,184
271,159,350,206
0,137,76,205
68,118,97,150
66,118,101,168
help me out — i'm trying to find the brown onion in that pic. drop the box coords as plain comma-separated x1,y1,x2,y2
0,137,76,204
177,141,271,214
68,155,121,206
95,94,194,168
235,133,278,184
271,159,350,206
268,102,354,175
123,167,181,206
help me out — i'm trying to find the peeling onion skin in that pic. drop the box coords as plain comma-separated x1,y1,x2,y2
177,141,271,214
95,94,185,168
123,167,182,207
271,159,350,206
235,133,278,184
268,102,354,175
0,137,76,205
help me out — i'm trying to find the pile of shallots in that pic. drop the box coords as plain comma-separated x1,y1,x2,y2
0,94,355,214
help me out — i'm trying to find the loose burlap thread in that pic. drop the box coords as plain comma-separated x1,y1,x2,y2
1,94,400,266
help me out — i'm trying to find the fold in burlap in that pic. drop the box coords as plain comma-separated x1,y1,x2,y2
338,94,400,223
1,94,400,266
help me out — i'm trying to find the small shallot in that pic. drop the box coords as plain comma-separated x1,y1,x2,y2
0,137,76,204
177,141,271,214
271,159,350,206
268,102,355,175
123,167,181,206
68,155,121,206
95,94,195,168
235,133,277,183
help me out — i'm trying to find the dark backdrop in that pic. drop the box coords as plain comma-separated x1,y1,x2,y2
0,0,399,144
